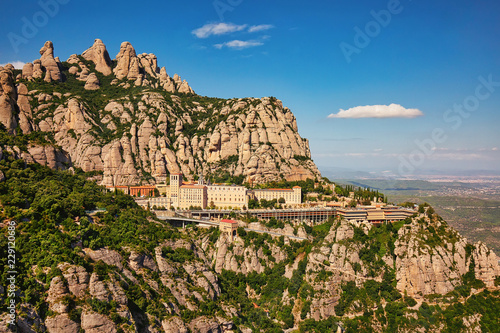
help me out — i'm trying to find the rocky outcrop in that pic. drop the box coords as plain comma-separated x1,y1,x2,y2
22,62,34,80
472,241,500,287
189,316,221,333
114,41,139,81
0,68,18,133
162,316,189,333
394,216,500,297
214,232,287,275
16,83,33,133
84,73,100,90
83,248,124,269
129,251,158,272
39,41,62,82
81,312,117,333
45,314,80,333
47,276,70,313
27,145,71,169
20,40,63,83
59,263,89,298
82,39,112,75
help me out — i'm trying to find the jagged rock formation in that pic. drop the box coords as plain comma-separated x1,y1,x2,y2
0,68,18,133
0,39,320,184
297,213,500,321
39,41,63,82
394,218,500,297
81,38,113,76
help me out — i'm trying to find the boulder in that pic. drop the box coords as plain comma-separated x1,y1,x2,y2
84,73,100,90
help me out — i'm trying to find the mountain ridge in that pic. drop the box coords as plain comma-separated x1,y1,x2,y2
0,39,320,185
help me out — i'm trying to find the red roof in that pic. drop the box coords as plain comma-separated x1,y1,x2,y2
221,219,238,224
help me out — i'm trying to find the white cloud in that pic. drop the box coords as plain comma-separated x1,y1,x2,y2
192,23,247,38
214,40,264,50
0,61,26,69
328,104,424,119
248,24,274,33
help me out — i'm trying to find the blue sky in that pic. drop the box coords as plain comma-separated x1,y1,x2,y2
1,0,500,177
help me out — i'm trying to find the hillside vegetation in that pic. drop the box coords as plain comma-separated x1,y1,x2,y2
1,158,499,332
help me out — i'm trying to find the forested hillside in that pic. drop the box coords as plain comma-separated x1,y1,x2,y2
0,157,499,332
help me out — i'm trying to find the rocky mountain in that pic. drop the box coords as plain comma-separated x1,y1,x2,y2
0,160,499,332
0,39,320,185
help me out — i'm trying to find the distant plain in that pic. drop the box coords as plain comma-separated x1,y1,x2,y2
334,177,500,254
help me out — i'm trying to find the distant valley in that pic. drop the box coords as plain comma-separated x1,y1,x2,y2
335,177,500,254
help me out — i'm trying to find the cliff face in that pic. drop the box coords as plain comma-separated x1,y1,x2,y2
0,39,320,184
302,215,500,320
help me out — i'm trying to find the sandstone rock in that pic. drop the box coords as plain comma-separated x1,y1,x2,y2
89,273,111,301
189,316,221,333
59,263,89,298
47,276,70,313
84,73,100,90
138,53,159,78
81,312,117,333
129,251,158,272
31,59,44,79
39,41,62,82
82,39,112,75
68,66,79,75
1,42,321,185
178,80,194,94
22,62,34,79
0,69,18,133
162,316,189,333
472,241,500,287
67,54,79,64
84,248,124,269
114,41,137,80
45,314,80,333
17,303,45,333
27,145,71,169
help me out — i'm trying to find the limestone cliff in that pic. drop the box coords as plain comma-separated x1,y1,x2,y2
0,39,320,184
